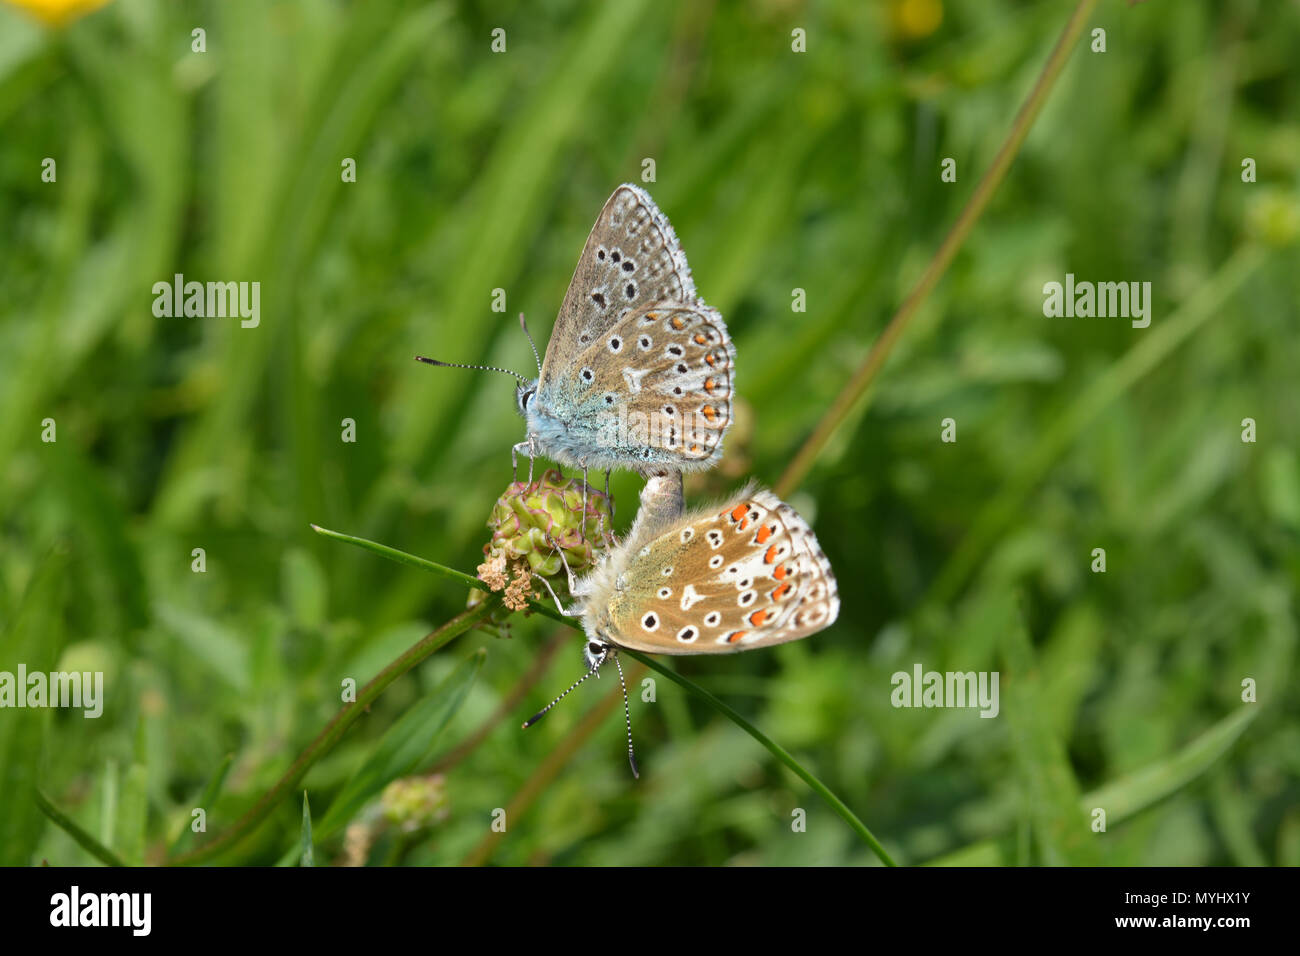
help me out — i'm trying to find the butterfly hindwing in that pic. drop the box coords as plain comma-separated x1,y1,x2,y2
545,303,735,470
540,185,698,386
601,490,839,655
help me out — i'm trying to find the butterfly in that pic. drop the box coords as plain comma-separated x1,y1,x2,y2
527,473,840,776
418,185,736,490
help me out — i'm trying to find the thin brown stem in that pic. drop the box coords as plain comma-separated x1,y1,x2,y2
427,628,570,775
460,663,647,867
775,0,1100,498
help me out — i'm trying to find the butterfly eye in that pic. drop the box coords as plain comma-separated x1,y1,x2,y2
587,642,604,656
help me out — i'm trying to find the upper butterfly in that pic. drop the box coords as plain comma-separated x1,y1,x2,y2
418,184,736,478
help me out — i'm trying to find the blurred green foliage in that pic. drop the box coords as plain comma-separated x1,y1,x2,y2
1,0,1297,866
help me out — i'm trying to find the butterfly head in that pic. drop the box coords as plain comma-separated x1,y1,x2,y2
514,379,540,420
583,633,612,671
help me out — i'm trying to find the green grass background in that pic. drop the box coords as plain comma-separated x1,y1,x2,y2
1,0,1297,866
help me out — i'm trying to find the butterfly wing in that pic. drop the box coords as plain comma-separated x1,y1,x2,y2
602,490,839,654
540,303,736,470
540,184,698,387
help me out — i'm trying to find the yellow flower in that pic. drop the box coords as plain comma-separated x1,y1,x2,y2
4,0,111,28
891,0,943,40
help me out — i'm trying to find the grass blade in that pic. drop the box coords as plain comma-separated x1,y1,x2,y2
35,788,125,868
0,549,68,865
300,792,314,868
310,523,486,591
168,753,234,855
620,648,897,866
317,649,485,839
168,604,494,865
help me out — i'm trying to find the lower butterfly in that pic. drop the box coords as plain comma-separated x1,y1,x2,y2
527,474,839,776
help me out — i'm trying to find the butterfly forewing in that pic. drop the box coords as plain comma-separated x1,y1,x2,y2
603,490,839,655
541,184,698,385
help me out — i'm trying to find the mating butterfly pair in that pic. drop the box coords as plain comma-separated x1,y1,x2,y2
421,186,839,774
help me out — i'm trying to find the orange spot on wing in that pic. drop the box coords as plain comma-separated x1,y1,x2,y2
694,333,707,345
727,630,747,644
748,609,769,627
764,545,780,564
772,583,792,600
646,312,658,320
730,504,748,522
702,405,717,423
755,525,772,544
738,518,750,531
704,377,716,393
705,354,716,367
773,565,788,580
671,316,685,329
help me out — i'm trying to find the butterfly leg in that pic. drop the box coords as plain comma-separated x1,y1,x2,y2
603,469,615,533
581,463,589,536
554,544,580,598
598,470,616,545
529,571,581,618
511,440,528,484
512,437,536,484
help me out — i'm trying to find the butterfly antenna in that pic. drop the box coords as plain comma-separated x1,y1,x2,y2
518,313,542,376
613,652,639,779
522,664,600,729
414,355,528,385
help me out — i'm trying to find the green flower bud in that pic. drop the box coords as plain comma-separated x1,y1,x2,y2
471,469,612,611
1245,188,1300,247
380,775,449,833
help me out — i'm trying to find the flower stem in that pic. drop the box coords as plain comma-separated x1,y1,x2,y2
168,603,494,865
